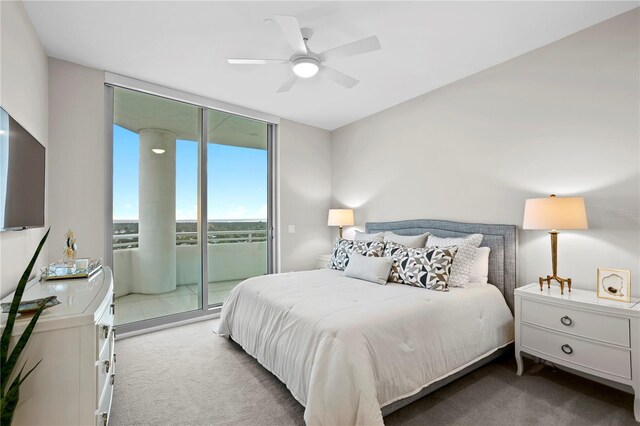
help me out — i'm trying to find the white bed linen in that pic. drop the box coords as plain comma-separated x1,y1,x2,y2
217,269,514,425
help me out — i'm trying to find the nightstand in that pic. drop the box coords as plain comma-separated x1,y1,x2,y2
317,254,331,269
515,283,640,422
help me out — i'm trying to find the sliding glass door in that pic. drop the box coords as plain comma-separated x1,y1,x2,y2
110,86,272,328
207,111,268,305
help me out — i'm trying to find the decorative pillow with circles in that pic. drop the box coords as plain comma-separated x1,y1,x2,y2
426,234,483,288
383,241,458,290
329,238,385,271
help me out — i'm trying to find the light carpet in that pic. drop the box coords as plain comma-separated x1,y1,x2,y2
110,319,637,425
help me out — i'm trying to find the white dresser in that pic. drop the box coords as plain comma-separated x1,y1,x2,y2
515,283,640,422
1,267,115,426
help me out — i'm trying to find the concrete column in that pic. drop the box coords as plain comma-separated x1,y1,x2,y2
135,128,176,294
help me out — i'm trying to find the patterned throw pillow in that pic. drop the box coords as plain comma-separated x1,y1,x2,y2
426,234,483,288
329,238,385,271
384,241,458,291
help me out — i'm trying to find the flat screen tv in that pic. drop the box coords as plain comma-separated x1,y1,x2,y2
0,107,46,231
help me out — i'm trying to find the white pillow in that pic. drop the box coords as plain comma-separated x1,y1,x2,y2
354,230,385,242
384,231,430,248
344,252,392,285
469,246,490,285
426,233,483,288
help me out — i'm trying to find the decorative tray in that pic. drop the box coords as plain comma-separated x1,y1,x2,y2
1,296,61,315
41,258,102,281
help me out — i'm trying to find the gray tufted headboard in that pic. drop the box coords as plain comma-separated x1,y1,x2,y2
366,219,518,312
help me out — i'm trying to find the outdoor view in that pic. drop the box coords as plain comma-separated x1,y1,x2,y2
113,125,268,251
112,87,269,326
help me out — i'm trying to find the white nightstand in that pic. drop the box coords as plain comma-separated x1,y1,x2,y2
515,283,640,422
317,254,332,269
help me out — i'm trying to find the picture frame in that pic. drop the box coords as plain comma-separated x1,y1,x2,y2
596,268,631,303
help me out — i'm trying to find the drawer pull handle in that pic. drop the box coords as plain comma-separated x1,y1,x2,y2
110,303,115,315
113,327,116,339
102,325,109,339
560,316,572,326
113,353,117,363
110,373,115,385
561,344,573,355
104,360,110,373
101,412,108,426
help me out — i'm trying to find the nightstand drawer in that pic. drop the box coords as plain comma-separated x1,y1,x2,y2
521,298,630,347
521,323,631,380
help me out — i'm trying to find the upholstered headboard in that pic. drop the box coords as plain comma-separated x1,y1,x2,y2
366,219,518,312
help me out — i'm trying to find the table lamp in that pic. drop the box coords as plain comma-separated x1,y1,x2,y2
523,194,588,294
327,208,354,239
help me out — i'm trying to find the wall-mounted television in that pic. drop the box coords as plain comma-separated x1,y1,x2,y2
0,107,46,231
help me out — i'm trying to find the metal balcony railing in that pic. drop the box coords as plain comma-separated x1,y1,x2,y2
113,230,267,250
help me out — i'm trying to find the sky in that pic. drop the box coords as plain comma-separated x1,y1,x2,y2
113,125,267,221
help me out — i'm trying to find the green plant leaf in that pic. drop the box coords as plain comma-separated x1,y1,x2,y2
0,227,49,407
1,298,53,395
0,229,49,372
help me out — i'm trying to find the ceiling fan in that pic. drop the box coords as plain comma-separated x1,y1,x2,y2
227,15,381,93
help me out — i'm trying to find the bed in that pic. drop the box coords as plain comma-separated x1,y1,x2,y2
217,219,517,425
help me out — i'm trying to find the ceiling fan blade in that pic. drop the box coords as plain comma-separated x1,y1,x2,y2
322,67,359,89
319,35,381,62
275,15,307,55
227,58,289,65
277,75,298,93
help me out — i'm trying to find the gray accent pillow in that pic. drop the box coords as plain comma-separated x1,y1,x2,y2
329,238,385,271
344,252,392,285
426,234,483,288
384,231,430,248
383,241,457,291
354,230,385,242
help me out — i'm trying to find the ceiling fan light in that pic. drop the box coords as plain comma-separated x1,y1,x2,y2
292,57,319,78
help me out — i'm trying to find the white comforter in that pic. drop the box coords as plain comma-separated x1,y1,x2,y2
217,269,514,425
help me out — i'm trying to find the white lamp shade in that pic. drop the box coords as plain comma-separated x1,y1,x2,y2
523,196,588,230
327,209,354,227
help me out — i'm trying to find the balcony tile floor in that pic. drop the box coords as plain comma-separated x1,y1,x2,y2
114,279,242,325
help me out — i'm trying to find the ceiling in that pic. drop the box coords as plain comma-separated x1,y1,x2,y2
25,1,638,130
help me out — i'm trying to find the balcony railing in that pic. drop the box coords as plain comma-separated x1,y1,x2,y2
113,230,267,249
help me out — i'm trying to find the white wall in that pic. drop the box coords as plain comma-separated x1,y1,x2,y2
331,9,640,296
278,119,333,272
48,58,106,265
0,1,49,297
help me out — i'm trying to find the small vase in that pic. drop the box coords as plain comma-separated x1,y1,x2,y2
63,247,76,267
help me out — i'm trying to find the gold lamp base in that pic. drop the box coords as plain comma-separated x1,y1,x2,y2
539,275,572,294
539,230,572,295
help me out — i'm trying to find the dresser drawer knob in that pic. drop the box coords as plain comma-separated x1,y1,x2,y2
560,316,573,326
561,344,573,355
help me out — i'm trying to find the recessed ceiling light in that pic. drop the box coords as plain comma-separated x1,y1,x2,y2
152,148,165,154
292,57,319,78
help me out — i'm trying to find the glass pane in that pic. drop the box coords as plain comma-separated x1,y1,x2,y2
112,87,202,325
207,110,268,305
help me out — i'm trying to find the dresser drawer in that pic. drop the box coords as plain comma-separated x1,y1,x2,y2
96,332,114,403
96,359,114,426
521,298,630,347
96,294,115,358
521,323,631,380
